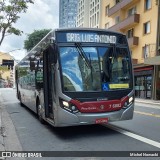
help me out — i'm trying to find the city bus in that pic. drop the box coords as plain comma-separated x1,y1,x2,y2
15,28,134,127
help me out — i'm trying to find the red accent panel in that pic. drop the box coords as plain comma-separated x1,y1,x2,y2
70,96,129,113
134,67,153,72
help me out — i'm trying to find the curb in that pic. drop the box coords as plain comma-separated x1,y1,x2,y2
0,91,26,160
0,93,5,159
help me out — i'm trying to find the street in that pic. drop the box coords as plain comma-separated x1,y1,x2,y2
0,88,160,160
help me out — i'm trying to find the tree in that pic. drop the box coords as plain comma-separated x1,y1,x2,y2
0,0,34,46
24,29,51,51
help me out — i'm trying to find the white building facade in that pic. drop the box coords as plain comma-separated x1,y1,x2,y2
76,0,101,28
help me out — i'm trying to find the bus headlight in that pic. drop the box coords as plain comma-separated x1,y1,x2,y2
129,96,133,103
62,101,69,107
122,96,134,109
60,99,79,114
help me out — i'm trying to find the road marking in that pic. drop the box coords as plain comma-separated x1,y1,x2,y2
134,110,160,118
104,124,160,149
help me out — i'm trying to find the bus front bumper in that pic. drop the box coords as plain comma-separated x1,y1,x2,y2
55,103,134,127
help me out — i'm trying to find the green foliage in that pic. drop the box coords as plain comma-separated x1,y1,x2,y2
0,66,8,71
0,0,34,46
24,29,51,51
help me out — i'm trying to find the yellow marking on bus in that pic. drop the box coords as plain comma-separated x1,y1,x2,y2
134,111,160,118
109,84,129,89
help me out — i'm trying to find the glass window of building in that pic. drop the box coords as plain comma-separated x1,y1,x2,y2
144,21,151,34
128,6,136,17
127,28,134,38
115,0,121,4
145,0,151,10
143,45,150,58
105,22,109,29
105,5,110,16
115,16,120,24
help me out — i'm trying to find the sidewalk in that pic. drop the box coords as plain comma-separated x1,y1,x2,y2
0,91,26,160
135,98,160,106
0,92,5,153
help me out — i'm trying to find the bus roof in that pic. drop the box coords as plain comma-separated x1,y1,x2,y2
54,27,124,35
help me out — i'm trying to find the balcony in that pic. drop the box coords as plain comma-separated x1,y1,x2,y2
108,14,140,32
128,36,139,47
108,0,139,17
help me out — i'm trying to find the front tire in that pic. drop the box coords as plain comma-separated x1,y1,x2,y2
37,100,45,124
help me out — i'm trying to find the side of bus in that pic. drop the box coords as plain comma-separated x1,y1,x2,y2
15,31,58,125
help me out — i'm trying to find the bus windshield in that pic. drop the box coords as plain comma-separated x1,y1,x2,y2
59,45,131,92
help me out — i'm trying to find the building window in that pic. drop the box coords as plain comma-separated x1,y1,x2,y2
105,22,109,29
127,28,134,38
115,16,120,24
105,5,110,16
144,21,151,34
143,45,150,58
115,0,121,4
97,12,99,24
145,0,151,10
128,7,136,17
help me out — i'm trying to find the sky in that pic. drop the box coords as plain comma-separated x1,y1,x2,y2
0,0,59,60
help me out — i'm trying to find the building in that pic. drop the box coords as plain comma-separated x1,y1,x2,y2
0,52,15,88
59,0,78,28
76,0,102,28
76,0,89,27
100,0,160,100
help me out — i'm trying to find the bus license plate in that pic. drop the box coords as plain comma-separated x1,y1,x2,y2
95,118,108,124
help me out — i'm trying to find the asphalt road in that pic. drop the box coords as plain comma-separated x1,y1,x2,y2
0,88,160,160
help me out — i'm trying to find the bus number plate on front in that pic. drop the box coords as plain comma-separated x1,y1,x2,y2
95,118,108,124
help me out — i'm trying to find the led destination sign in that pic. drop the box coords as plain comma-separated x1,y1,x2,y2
66,33,117,44
56,31,119,44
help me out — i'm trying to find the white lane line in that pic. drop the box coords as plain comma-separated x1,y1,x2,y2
104,124,160,149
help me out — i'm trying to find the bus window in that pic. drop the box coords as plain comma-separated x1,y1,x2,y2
35,59,43,90
59,46,101,92
98,47,131,90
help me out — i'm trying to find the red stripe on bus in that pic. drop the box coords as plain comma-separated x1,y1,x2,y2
70,96,129,113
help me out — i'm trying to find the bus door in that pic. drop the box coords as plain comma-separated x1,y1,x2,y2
43,45,56,119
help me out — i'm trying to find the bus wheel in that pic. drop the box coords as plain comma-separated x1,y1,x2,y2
37,101,45,124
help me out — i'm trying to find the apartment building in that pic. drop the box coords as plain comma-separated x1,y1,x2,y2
76,0,102,28
76,0,89,27
59,0,78,28
101,0,160,100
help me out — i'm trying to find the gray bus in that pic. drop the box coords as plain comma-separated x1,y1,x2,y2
15,28,134,127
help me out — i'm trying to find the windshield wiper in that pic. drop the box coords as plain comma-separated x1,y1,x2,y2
75,43,93,84
75,42,92,69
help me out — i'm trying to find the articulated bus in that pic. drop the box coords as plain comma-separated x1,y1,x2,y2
15,28,134,127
